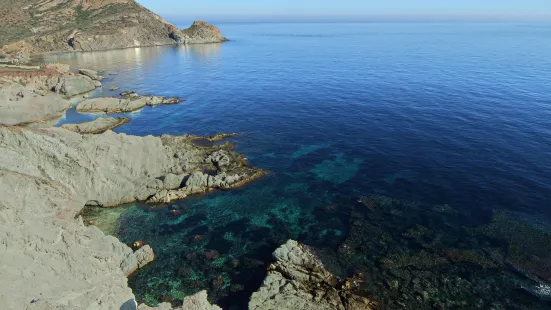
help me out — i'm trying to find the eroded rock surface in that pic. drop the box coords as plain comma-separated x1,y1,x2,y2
249,240,377,310
54,74,99,97
76,95,182,114
0,126,263,309
61,117,130,134
138,291,221,310
78,68,103,80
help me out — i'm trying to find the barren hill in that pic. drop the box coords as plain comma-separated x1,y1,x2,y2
0,0,226,59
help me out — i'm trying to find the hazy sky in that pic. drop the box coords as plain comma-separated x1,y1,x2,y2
139,0,551,21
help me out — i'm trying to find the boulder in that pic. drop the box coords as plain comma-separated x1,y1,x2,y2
249,240,377,310
61,117,131,134
135,245,155,268
163,173,188,190
55,75,97,98
138,291,221,310
78,68,103,80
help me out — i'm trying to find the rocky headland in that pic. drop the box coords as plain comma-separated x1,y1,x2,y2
0,125,264,309
0,0,227,60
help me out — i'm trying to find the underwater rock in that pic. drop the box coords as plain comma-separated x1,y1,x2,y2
477,211,551,281
249,240,377,310
309,153,364,184
442,248,498,269
121,90,137,97
381,251,449,269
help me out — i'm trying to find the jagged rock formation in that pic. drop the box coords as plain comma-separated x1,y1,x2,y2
0,126,263,309
76,94,182,114
249,240,377,310
0,64,104,126
0,0,227,59
138,291,221,310
61,117,131,134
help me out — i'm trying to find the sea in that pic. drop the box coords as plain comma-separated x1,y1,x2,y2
40,22,551,309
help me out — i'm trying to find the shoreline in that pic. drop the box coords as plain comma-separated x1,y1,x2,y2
0,57,269,309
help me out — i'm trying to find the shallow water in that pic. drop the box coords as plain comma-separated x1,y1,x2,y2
42,22,551,309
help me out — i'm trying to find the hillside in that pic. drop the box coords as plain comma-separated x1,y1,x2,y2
0,0,226,59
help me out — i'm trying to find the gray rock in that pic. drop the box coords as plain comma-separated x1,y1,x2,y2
78,68,102,80
207,150,232,169
249,240,376,310
76,97,146,114
55,75,98,98
61,117,131,134
0,81,70,126
163,173,188,190
135,245,155,268
0,126,262,308
185,171,209,190
138,291,221,310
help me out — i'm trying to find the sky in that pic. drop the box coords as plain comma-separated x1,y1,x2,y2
138,0,551,22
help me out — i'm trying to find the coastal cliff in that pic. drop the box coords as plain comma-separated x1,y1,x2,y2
0,0,227,59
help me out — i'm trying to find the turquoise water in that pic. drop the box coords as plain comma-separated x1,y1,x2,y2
44,22,551,309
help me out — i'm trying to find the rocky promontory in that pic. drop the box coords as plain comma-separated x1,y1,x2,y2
0,125,264,308
249,240,377,310
0,0,227,59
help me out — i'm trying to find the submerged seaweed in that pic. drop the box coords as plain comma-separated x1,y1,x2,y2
82,151,551,310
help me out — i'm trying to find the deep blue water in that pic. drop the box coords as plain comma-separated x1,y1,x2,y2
43,22,551,309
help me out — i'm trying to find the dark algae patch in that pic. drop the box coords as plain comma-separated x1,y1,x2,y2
84,185,551,309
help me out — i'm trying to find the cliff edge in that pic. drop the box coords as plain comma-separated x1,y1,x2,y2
0,0,227,60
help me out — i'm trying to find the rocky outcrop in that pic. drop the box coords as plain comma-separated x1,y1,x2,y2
78,68,103,81
76,95,182,114
54,74,100,97
173,21,228,44
0,66,71,126
249,240,377,310
0,0,227,58
61,117,131,134
0,65,112,126
138,291,221,310
0,126,263,308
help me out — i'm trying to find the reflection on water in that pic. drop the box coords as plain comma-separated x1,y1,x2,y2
36,44,223,73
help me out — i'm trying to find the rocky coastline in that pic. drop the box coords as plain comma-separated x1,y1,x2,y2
0,59,346,309
0,0,227,61
0,2,375,309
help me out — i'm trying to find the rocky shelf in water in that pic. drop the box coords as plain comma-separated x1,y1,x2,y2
76,93,183,114
61,117,131,134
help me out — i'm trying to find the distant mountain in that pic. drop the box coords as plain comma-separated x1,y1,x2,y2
0,0,226,59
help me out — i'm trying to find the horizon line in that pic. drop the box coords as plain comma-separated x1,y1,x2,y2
162,13,551,23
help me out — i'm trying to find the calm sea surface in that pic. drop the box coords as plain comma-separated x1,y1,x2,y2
41,22,551,309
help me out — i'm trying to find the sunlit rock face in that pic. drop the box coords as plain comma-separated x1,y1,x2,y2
0,0,226,58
